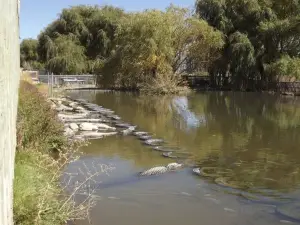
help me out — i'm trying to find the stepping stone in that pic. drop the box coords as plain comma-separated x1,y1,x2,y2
144,139,164,146
133,131,148,137
139,135,152,141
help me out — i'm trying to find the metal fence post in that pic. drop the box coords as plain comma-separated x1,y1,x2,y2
51,73,54,97
47,72,50,97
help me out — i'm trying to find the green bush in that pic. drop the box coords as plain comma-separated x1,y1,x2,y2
14,151,65,225
265,55,300,81
17,81,67,153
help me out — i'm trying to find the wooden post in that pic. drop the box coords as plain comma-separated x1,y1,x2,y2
0,0,20,224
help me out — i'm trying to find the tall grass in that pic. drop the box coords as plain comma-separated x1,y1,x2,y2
14,81,103,225
17,81,66,153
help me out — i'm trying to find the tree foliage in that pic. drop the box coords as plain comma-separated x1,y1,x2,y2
46,35,86,74
196,0,300,90
100,6,224,93
20,5,224,93
35,5,125,74
265,55,300,81
20,39,44,70
21,1,300,92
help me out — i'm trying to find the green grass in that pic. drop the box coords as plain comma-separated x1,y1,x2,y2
14,151,67,225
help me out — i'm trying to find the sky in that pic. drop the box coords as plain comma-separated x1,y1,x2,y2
21,0,195,40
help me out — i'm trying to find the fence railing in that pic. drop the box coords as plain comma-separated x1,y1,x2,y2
38,74,96,97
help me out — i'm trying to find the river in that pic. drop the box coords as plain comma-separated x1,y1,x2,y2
65,90,300,225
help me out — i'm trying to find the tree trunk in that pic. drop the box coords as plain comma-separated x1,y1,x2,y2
0,0,20,224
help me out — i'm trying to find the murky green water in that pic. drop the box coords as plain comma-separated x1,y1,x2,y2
66,91,300,225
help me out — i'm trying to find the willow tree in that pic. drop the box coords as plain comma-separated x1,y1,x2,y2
36,5,124,74
0,0,20,224
20,39,44,70
46,35,86,74
100,6,224,93
196,0,300,90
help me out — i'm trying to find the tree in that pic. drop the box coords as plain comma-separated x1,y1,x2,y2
100,6,224,93
46,35,86,74
196,0,300,90
20,39,44,70
20,39,38,67
36,5,124,74
0,0,20,224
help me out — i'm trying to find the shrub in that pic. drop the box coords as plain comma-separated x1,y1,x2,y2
265,55,300,82
17,81,66,153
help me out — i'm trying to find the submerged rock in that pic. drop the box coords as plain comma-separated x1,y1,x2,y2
107,114,121,120
192,168,201,176
120,126,136,135
140,166,168,176
115,123,133,128
162,152,177,159
163,151,191,159
140,163,183,176
133,131,148,137
98,108,114,115
153,146,178,152
166,163,183,170
144,139,164,146
139,135,152,141
192,167,220,178
96,123,116,130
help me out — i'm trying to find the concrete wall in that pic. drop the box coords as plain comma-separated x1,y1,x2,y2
0,0,20,224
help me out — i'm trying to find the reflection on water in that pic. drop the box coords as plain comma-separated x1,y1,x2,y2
172,96,206,130
67,91,300,225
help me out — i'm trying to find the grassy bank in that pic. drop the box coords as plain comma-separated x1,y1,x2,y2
14,81,87,225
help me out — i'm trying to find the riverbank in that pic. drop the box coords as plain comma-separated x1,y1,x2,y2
57,84,300,98
14,81,96,225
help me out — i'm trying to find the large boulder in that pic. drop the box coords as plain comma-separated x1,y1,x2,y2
75,106,86,112
69,102,78,108
63,118,108,123
58,113,88,120
64,127,75,137
77,131,118,139
79,123,99,131
96,123,116,130
69,123,79,131
120,126,136,135
56,104,74,112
